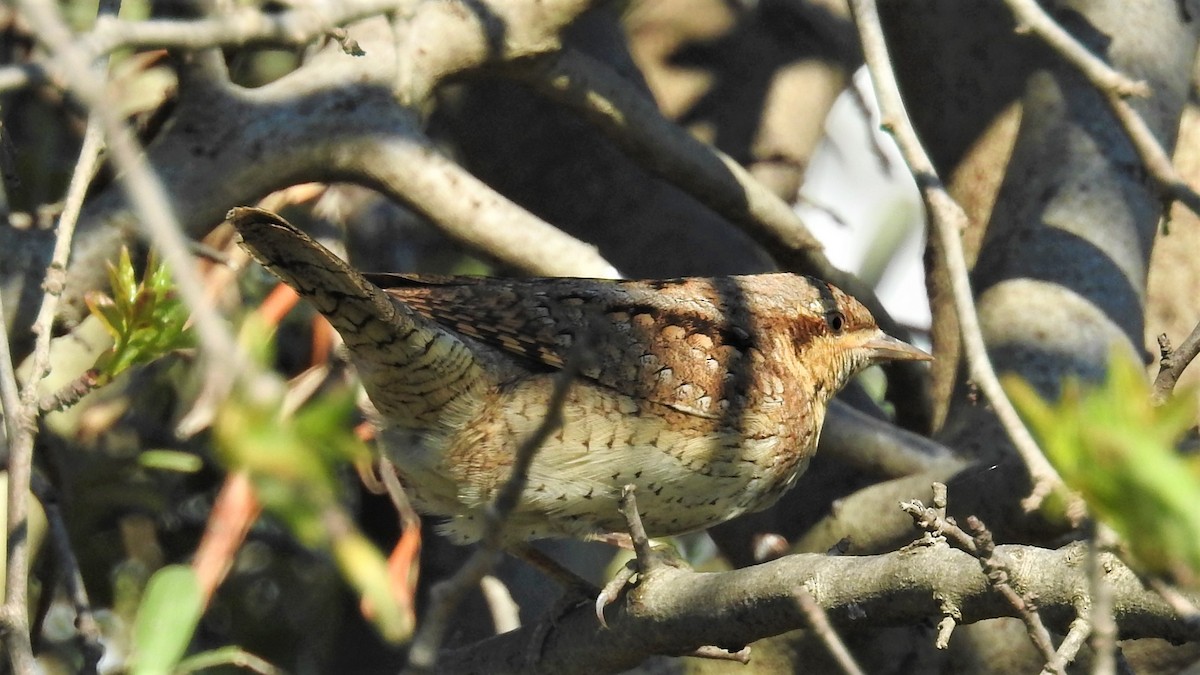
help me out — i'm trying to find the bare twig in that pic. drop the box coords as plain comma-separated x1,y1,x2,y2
30,473,103,673
1088,524,1119,675
0,275,36,674
794,583,865,675
935,615,957,649
850,0,1068,513
326,27,366,57
2,2,119,666
39,369,102,413
611,485,750,664
349,134,621,279
479,576,521,634
1002,0,1149,98
966,517,1060,672
1041,615,1089,675
931,482,948,519
1089,535,1113,672
1152,326,1200,404
905,507,964,549
1000,0,1200,218
901,491,1059,671
618,485,653,567
404,347,581,673
15,0,256,437
1144,576,1200,625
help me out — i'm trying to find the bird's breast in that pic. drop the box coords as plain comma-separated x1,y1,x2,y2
384,371,822,542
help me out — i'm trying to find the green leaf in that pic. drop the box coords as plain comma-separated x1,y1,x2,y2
1004,352,1200,587
84,291,122,338
130,565,203,675
139,450,204,473
86,247,194,381
212,319,409,641
333,530,413,642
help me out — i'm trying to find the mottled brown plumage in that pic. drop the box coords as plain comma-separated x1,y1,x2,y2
227,207,930,545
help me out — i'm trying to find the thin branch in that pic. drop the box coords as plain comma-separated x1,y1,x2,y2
1087,525,1118,675
794,584,865,675
39,3,619,340
30,473,103,673
86,1,412,53
1152,326,1200,404
935,615,957,649
900,491,1059,671
966,516,1059,673
479,576,521,634
1144,576,1200,625
0,268,36,675
607,487,751,664
1002,0,1149,98
1103,93,1200,216
618,485,653,567
512,48,827,257
850,0,1069,513
1000,0,1200,218
15,0,256,436
38,369,102,413
2,1,118,665
0,0,417,94
1041,616,1089,675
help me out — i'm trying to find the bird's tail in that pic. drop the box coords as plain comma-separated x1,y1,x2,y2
226,207,485,427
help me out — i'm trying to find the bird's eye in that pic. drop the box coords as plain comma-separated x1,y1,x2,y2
826,311,845,333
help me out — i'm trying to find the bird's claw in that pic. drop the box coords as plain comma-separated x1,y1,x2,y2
595,560,638,628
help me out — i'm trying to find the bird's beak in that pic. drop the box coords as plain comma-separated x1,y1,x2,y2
862,331,933,362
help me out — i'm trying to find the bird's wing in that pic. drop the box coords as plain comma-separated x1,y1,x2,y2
366,273,767,419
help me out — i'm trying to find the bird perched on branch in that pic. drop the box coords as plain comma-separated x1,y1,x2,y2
227,207,930,546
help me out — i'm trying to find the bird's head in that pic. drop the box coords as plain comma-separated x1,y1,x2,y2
784,278,931,401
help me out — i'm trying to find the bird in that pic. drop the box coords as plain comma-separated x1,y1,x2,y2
226,206,931,548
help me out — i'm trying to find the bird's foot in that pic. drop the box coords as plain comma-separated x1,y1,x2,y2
594,543,689,627
594,484,692,627
595,559,637,628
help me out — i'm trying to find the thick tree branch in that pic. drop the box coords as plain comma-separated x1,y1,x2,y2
504,47,931,408
438,543,1195,674
0,0,415,92
819,400,957,478
45,11,619,334
1000,0,1200,218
